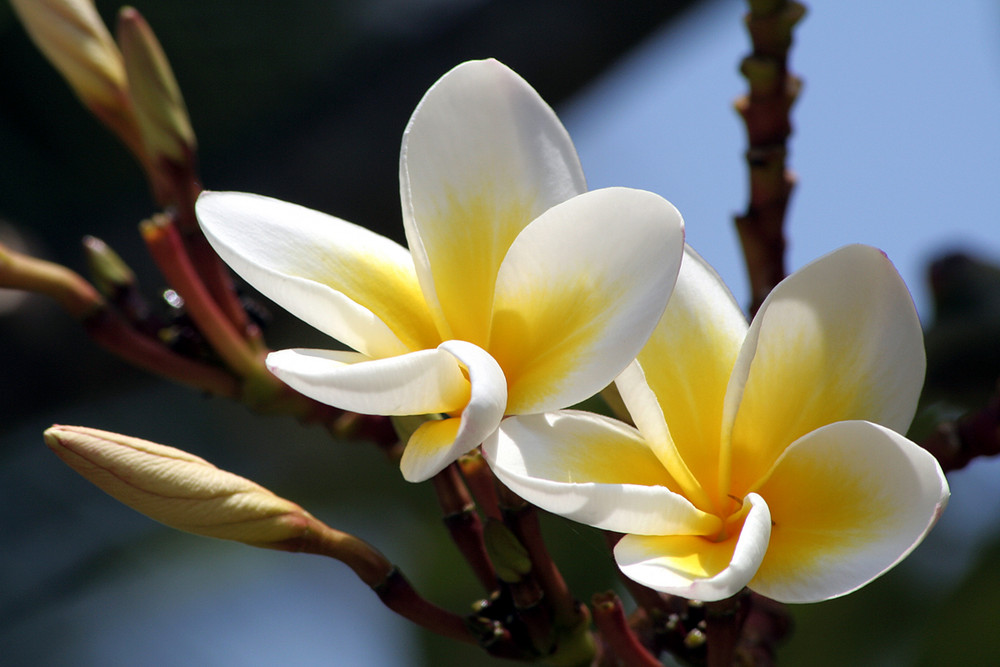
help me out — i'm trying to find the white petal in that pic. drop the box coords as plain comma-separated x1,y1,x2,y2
399,59,586,343
489,187,685,414
265,347,469,416
483,411,721,536
400,340,507,482
724,245,927,495
750,420,949,603
196,191,438,358
614,493,771,602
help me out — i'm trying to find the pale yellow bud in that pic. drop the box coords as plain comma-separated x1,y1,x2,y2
44,425,313,548
10,0,128,116
117,7,196,163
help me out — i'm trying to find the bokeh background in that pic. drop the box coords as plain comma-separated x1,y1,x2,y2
2,0,1000,665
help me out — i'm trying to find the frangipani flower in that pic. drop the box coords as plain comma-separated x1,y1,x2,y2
196,59,685,482
485,244,949,603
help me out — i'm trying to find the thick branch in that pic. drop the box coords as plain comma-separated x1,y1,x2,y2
734,0,806,314
921,386,1000,472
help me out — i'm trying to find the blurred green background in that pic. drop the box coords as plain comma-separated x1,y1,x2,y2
2,1,1000,665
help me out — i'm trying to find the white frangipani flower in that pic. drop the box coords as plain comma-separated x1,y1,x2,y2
485,244,949,603
196,59,685,482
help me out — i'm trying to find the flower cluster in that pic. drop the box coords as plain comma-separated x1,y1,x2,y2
196,59,948,603
21,39,947,610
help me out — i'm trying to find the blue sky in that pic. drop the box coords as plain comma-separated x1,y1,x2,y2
564,0,1000,321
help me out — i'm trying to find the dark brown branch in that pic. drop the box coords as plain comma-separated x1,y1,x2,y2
921,386,1000,472
734,0,806,315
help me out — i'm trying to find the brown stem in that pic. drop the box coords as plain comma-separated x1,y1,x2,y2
0,243,103,319
459,450,503,520
84,308,239,397
734,0,806,315
141,213,262,378
921,385,1000,472
706,592,749,667
592,592,662,667
496,483,582,630
288,518,475,645
160,153,259,340
0,243,238,396
431,463,498,591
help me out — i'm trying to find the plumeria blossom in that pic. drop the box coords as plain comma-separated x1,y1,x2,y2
485,244,949,603
196,59,685,483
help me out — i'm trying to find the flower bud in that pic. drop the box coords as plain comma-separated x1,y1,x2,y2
82,235,135,297
116,7,197,164
10,0,128,119
44,425,313,548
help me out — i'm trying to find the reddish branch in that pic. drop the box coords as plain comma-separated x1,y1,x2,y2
734,0,806,315
432,463,498,591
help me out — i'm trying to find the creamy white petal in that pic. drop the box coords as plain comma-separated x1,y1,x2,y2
750,421,949,603
724,245,926,495
490,187,684,414
483,411,721,536
399,59,586,344
265,347,469,416
614,493,771,602
197,191,439,358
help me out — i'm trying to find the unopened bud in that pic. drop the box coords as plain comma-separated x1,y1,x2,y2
11,0,128,119
117,7,196,164
44,425,313,548
83,235,135,297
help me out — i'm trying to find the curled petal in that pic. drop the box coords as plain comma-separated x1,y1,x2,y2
490,187,685,414
197,191,438,358
750,421,949,603
614,493,771,602
400,58,586,343
266,347,469,417
725,245,926,495
400,340,507,482
44,425,311,547
483,411,721,536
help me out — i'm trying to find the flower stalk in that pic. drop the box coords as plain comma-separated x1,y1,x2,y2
705,593,750,667
591,592,661,667
0,241,238,396
496,482,582,632
140,213,264,380
431,463,497,591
